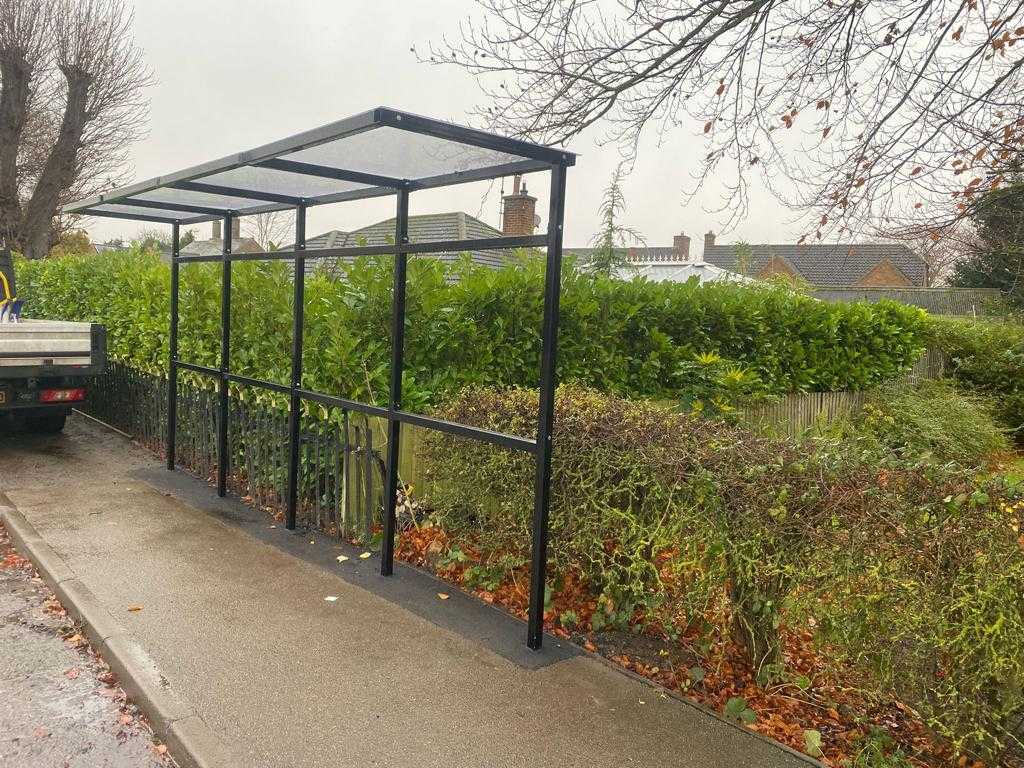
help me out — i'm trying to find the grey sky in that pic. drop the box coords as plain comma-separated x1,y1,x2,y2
85,0,797,254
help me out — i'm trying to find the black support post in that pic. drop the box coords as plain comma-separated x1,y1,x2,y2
527,165,567,650
217,215,232,497
166,222,180,470
285,204,307,530
380,187,410,576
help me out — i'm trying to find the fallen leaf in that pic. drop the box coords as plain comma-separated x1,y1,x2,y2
437,592,450,600
336,555,349,563
64,667,80,679
359,552,371,560
324,596,338,602
153,744,168,756
65,633,87,648
32,725,49,739
119,713,133,725
127,604,143,613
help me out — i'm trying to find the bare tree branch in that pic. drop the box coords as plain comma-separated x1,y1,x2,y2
245,210,294,251
427,0,1024,240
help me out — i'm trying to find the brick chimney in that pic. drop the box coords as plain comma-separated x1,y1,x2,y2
704,231,716,252
673,232,691,260
502,175,537,236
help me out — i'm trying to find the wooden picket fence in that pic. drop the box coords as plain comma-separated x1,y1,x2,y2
738,347,945,436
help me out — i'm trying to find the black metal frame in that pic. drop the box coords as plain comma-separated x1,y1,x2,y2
68,108,573,651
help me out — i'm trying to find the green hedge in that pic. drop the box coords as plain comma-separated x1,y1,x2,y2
928,316,1024,438
15,249,927,407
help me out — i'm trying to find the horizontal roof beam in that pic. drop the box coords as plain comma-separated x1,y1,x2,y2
78,208,197,224
169,180,304,206
122,197,236,217
256,158,406,189
173,233,548,263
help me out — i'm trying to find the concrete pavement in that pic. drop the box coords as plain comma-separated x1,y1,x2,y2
0,415,814,768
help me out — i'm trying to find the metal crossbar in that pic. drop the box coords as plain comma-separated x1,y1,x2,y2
172,234,548,264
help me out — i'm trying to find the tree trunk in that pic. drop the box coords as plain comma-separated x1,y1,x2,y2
20,70,90,259
728,574,784,678
0,53,31,248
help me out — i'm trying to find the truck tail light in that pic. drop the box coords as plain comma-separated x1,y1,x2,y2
39,387,86,403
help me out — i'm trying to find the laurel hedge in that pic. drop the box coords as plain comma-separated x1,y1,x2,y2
15,248,927,408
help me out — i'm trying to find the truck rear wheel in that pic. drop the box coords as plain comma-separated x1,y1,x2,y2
26,412,67,433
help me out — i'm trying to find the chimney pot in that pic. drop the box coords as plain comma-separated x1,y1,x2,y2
673,232,691,261
705,231,716,251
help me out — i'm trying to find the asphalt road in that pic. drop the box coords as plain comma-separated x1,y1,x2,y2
0,521,175,768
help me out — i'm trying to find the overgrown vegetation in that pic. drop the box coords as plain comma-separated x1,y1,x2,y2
15,248,928,408
845,380,1009,465
928,317,1024,441
421,386,1024,763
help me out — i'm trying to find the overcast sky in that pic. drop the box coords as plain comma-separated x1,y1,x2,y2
84,0,799,254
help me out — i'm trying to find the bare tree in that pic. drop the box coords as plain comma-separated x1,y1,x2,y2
0,0,49,244
245,210,294,250
0,0,150,258
428,1,1024,242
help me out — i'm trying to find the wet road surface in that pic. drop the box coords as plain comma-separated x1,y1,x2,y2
0,521,175,768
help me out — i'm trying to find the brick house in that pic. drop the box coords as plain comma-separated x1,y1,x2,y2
699,233,928,287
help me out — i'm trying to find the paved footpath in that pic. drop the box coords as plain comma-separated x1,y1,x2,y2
0,415,813,768
0,519,175,768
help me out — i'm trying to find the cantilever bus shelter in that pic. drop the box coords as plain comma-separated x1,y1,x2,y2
64,107,575,650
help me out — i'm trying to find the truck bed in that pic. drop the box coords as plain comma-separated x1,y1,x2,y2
0,320,107,378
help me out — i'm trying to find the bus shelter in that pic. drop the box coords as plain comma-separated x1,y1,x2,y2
65,107,575,649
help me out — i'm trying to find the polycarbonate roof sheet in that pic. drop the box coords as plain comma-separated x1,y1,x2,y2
91,203,207,222
285,126,524,179
65,107,575,225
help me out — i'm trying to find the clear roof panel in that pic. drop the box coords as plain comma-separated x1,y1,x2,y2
282,126,523,181
130,187,274,212
64,107,575,224
89,203,208,222
197,166,373,199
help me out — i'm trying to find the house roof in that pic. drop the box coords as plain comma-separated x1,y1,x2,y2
565,246,752,285
618,260,755,285
181,237,263,258
294,212,517,274
566,246,678,262
702,242,927,286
